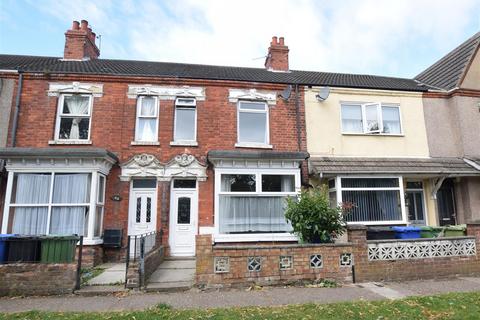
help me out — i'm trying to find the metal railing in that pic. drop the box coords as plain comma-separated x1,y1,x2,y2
125,230,162,288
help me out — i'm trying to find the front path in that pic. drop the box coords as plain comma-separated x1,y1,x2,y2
1,277,480,313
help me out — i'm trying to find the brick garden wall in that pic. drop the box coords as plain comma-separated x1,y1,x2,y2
0,263,77,296
126,245,165,289
196,223,480,287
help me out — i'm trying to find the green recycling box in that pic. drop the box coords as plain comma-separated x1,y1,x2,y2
420,226,444,238
40,235,79,263
444,225,466,237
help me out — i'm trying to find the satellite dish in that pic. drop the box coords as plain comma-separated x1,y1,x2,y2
279,85,292,100
316,87,330,101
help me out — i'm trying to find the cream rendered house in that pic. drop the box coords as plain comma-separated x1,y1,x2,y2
305,82,478,226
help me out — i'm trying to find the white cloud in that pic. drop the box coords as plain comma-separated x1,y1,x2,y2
27,0,480,77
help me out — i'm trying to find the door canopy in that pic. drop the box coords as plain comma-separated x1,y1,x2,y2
120,153,207,181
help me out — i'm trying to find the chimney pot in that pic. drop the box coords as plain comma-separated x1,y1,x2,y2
72,21,80,30
265,36,289,71
80,20,88,30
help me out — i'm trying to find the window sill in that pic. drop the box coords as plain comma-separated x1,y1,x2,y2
170,141,198,147
83,238,104,245
235,143,273,149
213,233,298,243
131,141,160,146
48,140,92,145
341,133,404,137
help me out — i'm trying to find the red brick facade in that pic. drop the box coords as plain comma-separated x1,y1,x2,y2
3,73,307,264
64,20,100,60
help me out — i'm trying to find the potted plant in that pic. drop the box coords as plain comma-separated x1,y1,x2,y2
285,186,347,243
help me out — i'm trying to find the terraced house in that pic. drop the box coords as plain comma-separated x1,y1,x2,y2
0,20,479,291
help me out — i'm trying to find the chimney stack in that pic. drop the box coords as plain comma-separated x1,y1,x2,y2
265,36,289,72
64,20,100,60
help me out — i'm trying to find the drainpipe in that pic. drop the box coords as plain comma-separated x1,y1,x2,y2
10,71,24,147
294,84,302,151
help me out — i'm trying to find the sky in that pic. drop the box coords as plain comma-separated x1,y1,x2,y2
0,0,479,78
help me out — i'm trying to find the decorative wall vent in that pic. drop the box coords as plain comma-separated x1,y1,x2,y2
310,254,323,268
368,238,476,261
247,257,262,272
214,257,230,273
279,255,293,270
340,253,353,267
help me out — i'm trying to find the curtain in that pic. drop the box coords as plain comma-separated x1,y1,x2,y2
137,97,157,141
219,196,292,233
342,190,401,222
12,174,51,235
281,176,294,192
382,106,401,134
50,174,90,235
341,105,363,132
65,95,89,139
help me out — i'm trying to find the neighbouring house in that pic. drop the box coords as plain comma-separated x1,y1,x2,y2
415,32,480,225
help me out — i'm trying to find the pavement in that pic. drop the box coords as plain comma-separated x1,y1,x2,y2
1,276,480,313
87,263,126,286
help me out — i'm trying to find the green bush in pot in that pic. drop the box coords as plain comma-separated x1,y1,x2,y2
285,186,347,243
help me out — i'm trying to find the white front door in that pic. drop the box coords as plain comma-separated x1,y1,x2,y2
169,180,198,256
128,180,157,256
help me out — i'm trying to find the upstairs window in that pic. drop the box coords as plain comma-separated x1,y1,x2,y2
237,101,269,145
174,98,197,142
135,96,159,142
56,94,92,140
341,103,401,134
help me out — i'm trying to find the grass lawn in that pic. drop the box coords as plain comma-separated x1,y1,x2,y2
1,291,480,320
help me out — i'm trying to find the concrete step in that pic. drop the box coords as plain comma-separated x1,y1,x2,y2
145,281,193,292
149,268,195,283
157,260,196,269
165,256,196,261
76,285,128,296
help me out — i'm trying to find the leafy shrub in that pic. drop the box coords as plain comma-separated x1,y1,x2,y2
285,186,346,243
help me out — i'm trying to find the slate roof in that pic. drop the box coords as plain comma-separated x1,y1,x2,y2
0,54,427,92
415,32,480,91
309,157,480,175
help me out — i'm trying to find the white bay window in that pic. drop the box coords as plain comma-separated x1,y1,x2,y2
216,170,299,238
4,172,106,240
341,103,402,134
331,177,406,225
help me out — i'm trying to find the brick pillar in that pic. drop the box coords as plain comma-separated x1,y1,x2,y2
195,234,213,285
347,225,368,283
467,222,480,249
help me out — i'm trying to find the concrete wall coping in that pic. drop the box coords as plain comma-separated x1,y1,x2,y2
367,236,475,244
213,242,354,250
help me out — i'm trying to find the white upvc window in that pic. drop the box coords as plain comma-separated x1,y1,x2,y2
237,101,270,146
2,171,106,241
214,168,300,242
334,176,406,225
173,97,197,143
55,94,93,141
341,103,402,135
135,96,159,142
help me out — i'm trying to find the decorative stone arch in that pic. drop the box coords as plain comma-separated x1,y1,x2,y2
120,153,207,181
162,154,207,181
119,153,164,181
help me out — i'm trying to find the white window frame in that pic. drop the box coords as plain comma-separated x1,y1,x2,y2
54,93,93,141
94,174,106,238
235,100,271,148
1,170,104,244
135,95,159,143
405,181,428,226
172,97,197,144
340,102,403,135
213,168,300,242
335,175,407,225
